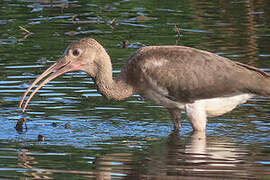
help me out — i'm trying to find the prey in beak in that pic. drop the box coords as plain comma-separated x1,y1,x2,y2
19,44,84,112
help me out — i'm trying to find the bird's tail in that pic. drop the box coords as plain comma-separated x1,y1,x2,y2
235,62,270,97
248,75,270,97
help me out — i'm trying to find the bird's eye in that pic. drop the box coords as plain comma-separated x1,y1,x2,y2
72,49,80,56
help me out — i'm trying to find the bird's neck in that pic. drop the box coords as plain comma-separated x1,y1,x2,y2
94,52,134,101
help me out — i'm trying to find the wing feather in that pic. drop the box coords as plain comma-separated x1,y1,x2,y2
124,46,270,102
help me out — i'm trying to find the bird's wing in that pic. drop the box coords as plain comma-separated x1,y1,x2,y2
129,46,270,102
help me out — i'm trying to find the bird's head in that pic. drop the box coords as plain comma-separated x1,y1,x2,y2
19,38,107,111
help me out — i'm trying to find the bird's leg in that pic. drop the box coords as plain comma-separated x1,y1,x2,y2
168,108,182,131
185,102,207,131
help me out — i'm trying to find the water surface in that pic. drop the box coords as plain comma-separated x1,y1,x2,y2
0,0,269,179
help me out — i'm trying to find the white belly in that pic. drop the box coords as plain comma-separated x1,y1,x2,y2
184,93,254,131
145,88,254,117
144,89,254,131
194,93,254,117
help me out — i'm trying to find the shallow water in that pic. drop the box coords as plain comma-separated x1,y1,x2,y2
0,0,270,179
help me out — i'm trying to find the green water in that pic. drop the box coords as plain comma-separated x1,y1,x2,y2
0,0,269,179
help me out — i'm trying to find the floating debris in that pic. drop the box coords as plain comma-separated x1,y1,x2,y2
38,134,45,141
52,122,57,127
136,15,155,21
144,137,159,141
71,14,77,21
118,41,145,49
19,26,31,34
37,57,48,64
41,57,47,61
18,26,33,41
68,20,102,24
65,31,78,36
52,32,61,37
64,123,70,129
15,118,27,133
174,24,181,45
109,18,117,29
121,40,130,48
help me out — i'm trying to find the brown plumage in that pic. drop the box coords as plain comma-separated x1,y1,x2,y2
19,38,270,131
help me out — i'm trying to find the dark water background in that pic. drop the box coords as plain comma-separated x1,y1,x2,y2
0,0,269,179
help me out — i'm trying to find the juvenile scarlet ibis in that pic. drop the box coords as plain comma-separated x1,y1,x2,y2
19,38,270,131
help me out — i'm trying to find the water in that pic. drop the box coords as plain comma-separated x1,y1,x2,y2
0,0,270,179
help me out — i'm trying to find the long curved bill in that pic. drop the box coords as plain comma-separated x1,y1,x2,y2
19,58,81,112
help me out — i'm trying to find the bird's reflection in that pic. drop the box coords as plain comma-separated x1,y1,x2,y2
15,131,259,179
125,131,254,179
185,131,244,166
